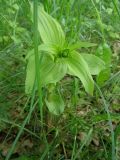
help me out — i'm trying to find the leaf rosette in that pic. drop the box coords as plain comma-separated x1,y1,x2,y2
25,4,105,114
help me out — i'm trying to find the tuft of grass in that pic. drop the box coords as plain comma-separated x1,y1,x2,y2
95,83,116,160
5,84,36,160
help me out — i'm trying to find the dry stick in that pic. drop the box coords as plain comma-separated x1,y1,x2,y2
62,142,67,159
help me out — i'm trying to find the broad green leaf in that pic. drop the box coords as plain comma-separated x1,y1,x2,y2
45,92,65,115
66,51,94,95
37,5,65,46
25,43,57,60
97,68,111,86
25,54,67,94
69,41,97,50
81,53,105,75
40,56,67,86
96,43,112,66
96,43,112,85
37,43,57,56
115,125,120,142
25,55,35,94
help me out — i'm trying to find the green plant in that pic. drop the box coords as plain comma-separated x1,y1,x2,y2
25,3,105,115
90,0,112,86
1,1,120,160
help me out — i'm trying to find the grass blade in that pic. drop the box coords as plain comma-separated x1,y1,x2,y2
33,0,43,126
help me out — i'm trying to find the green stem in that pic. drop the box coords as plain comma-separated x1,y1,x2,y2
71,127,77,160
33,0,43,126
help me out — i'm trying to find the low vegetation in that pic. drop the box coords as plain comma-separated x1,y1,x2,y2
0,0,120,160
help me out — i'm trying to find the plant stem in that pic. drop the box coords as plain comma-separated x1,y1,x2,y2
33,0,43,126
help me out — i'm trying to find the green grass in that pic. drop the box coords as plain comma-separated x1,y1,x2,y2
0,0,120,160
33,0,43,126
